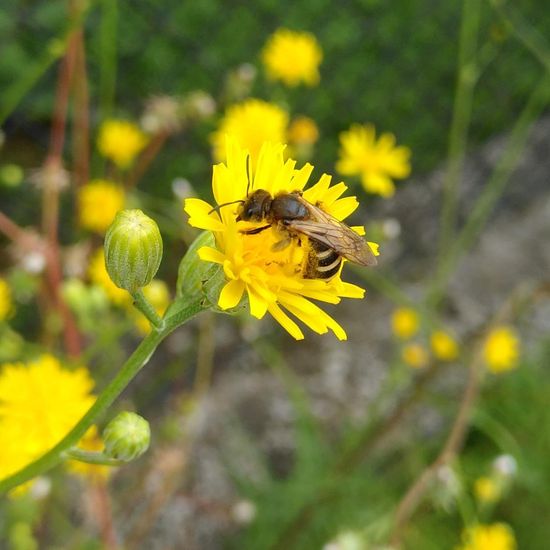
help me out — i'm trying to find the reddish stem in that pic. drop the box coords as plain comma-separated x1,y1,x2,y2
126,131,168,189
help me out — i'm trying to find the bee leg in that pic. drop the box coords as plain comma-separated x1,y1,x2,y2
240,224,271,235
271,236,291,252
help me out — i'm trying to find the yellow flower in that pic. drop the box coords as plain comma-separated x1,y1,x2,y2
211,99,289,171
184,139,378,340
474,476,500,504
431,330,459,361
88,248,131,306
402,343,429,369
0,355,96,484
336,124,411,198
288,116,319,146
483,326,520,373
97,119,148,168
391,307,419,339
0,277,13,321
78,180,125,233
457,523,516,550
131,279,170,334
262,28,323,87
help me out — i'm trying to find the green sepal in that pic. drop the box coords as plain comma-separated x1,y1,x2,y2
169,231,247,317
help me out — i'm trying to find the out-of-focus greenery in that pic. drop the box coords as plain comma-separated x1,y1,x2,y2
1,0,548,186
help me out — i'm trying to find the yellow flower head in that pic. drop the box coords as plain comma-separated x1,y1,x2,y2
402,343,429,369
474,476,500,504
211,99,289,171
131,279,170,334
391,307,419,339
78,179,125,234
457,523,516,550
88,248,131,306
184,139,378,340
483,326,520,373
431,329,459,361
337,124,411,198
0,355,96,483
0,277,13,321
97,119,148,168
288,116,320,146
262,28,323,87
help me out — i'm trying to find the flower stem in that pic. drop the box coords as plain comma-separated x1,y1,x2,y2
0,296,205,495
132,288,164,330
64,448,124,467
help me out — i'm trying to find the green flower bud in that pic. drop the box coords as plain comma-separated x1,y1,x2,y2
104,209,162,293
102,412,151,462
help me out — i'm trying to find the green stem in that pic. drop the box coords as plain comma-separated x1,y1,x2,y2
437,0,481,272
64,448,124,467
132,288,164,329
0,297,205,495
99,0,118,121
428,73,550,308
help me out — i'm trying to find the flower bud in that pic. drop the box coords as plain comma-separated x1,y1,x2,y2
102,411,151,462
104,209,162,293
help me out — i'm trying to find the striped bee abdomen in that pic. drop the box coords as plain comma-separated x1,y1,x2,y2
303,238,342,280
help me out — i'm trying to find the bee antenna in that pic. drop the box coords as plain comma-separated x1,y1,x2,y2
208,199,244,215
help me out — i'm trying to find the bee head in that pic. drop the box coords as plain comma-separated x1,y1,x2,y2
237,189,272,222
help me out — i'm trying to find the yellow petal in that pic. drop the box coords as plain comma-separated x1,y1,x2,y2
268,303,304,340
198,246,226,265
184,198,225,232
218,279,245,310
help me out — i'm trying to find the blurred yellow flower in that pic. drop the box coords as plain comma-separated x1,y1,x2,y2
0,355,96,484
402,343,429,369
97,119,148,168
336,124,411,198
391,307,419,339
483,326,520,373
211,99,289,170
474,476,500,504
88,248,131,306
131,279,170,334
457,523,516,550
78,180,125,234
0,277,13,321
431,330,459,361
288,116,319,146
184,138,377,340
262,28,322,87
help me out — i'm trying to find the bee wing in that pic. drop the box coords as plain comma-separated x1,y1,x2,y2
286,201,378,266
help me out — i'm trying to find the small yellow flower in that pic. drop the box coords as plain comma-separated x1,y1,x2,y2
262,28,323,87
336,124,411,198
474,476,500,504
88,248,131,306
131,279,170,334
0,355,96,483
78,180,125,233
483,326,520,373
391,307,419,339
97,119,148,168
288,116,319,146
457,523,516,550
184,138,378,340
211,99,288,171
402,343,429,369
431,329,459,361
0,277,13,321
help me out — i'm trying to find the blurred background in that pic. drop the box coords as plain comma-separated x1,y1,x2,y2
0,1,549,549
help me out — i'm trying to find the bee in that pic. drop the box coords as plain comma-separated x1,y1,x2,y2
234,189,377,279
